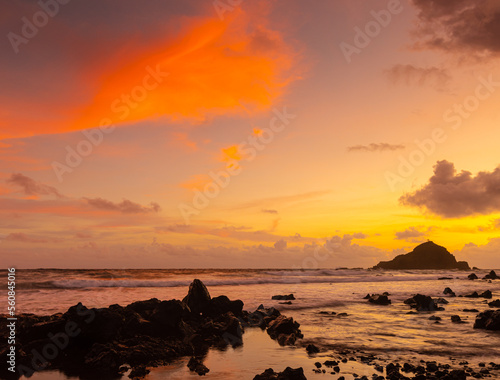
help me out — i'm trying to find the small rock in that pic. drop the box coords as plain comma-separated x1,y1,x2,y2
488,299,500,308
451,315,464,323
271,294,295,300
306,344,320,354
483,270,499,280
187,357,210,376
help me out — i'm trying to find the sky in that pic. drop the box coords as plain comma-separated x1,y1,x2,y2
1,0,500,269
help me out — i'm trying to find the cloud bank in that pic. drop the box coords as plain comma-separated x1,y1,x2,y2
400,160,500,218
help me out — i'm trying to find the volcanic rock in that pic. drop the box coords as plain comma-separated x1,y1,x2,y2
443,287,456,297
367,294,391,305
372,241,470,270
484,270,499,280
272,294,295,300
474,310,500,330
404,294,439,311
253,367,307,380
488,299,500,308
182,279,211,315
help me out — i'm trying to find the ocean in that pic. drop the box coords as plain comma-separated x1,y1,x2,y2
2,268,500,379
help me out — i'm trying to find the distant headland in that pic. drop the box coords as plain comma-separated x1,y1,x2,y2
373,241,470,270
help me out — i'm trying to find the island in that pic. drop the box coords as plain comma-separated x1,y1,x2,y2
372,241,470,270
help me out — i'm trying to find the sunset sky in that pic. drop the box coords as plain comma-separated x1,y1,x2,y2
1,0,500,268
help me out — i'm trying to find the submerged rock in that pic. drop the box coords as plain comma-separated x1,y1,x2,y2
372,241,470,270
187,357,210,376
266,315,303,346
253,367,307,380
474,310,500,330
367,294,391,305
488,299,500,308
480,290,493,299
483,270,499,280
404,294,440,311
272,294,295,300
306,344,320,354
443,287,456,297
451,315,465,323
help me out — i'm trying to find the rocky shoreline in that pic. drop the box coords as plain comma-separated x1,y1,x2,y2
0,279,302,379
1,276,499,380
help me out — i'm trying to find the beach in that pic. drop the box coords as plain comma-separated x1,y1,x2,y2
1,268,499,379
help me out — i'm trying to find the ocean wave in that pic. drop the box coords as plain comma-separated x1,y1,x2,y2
13,273,461,289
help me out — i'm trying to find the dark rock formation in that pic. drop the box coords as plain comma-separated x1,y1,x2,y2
404,294,441,311
367,294,391,305
489,299,500,308
0,279,301,380
253,367,306,380
187,357,209,375
484,270,500,280
451,315,465,323
468,273,478,280
372,241,470,270
306,344,320,354
182,279,211,314
272,294,295,300
443,287,456,297
266,315,303,346
129,365,149,379
480,290,493,299
474,310,500,330
465,290,492,299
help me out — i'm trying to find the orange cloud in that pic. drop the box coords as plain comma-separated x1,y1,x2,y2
5,6,299,139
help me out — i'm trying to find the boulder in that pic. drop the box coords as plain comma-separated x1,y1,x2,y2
480,290,492,299
451,315,464,323
483,270,499,280
404,294,439,311
372,241,470,270
272,294,295,300
253,367,306,380
266,315,303,345
488,299,500,308
443,287,456,297
468,273,478,280
464,291,479,298
128,365,150,379
306,344,320,354
474,310,500,330
367,294,391,305
205,295,244,317
149,300,190,334
187,357,210,376
182,279,211,315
